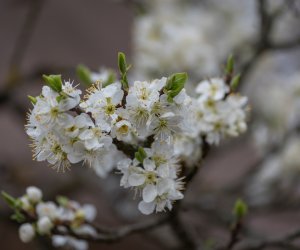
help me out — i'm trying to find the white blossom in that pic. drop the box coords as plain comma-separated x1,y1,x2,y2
19,223,35,243
26,186,42,203
37,216,53,235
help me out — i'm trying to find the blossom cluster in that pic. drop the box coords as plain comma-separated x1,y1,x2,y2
6,186,96,250
247,73,300,205
132,0,257,81
25,54,248,215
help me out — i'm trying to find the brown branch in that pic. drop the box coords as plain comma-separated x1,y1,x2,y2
53,215,168,243
168,141,210,250
238,228,300,250
225,220,243,250
6,0,45,88
237,0,300,88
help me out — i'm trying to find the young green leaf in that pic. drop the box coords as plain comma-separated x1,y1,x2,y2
118,52,130,91
28,95,37,105
230,74,241,91
233,198,248,220
2,191,18,209
226,54,234,74
165,72,188,102
118,52,127,74
11,210,26,223
135,147,147,163
103,70,116,87
42,74,62,93
56,195,69,207
138,147,147,160
76,64,92,86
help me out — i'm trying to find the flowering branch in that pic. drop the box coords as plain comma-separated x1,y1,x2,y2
238,0,300,87
3,53,249,249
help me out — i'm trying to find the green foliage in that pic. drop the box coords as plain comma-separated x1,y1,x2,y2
56,195,69,207
226,54,234,74
11,210,26,223
230,74,241,91
2,191,26,223
28,95,37,105
103,69,117,87
76,64,92,86
135,147,147,163
118,52,130,91
118,52,127,75
42,74,63,93
165,72,188,102
2,191,18,209
233,198,248,220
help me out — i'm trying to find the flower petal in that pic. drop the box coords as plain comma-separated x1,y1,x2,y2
128,173,146,186
138,201,155,215
142,184,157,202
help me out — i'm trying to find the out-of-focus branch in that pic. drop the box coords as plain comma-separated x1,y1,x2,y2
54,215,169,243
238,228,300,250
238,0,300,88
168,141,210,250
6,0,45,89
224,124,300,195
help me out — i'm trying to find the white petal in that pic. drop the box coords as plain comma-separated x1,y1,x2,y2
128,173,146,186
143,158,156,171
138,201,155,215
67,153,81,163
85,138,99,150
142,184,157,202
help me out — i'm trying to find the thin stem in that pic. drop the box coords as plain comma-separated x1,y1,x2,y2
53,215,169,243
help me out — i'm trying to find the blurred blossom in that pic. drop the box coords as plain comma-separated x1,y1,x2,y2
132,0,257,83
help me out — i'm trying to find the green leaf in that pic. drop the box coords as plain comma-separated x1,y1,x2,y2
118,52,130,91
2,191,18,209
135,147,147,163
138,147,147,160
103,70,116,87
56,195,69,207
11,210,25,223
28,95,37,105
233,199,248,219
118,52,127,74
165,72,188,102
230,74,241,91
76,64,92,86
42,74,62,92
226,54,234,74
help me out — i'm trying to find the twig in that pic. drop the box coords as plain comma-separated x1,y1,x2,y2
238,0,300,88
238,228,300,250
225,220,243,250
6,0,45,88
53,215,168,243
168,141,210,250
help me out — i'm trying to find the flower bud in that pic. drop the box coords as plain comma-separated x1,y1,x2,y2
20,196,31,211
36,202,57,220
82,204,97,222
37,217,53,235
19,223,35,243
26,186,42,203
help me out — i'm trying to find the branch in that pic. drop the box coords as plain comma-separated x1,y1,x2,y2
224,220,243,250
6,0,45,88
168,141,210,250
238,228,300,250
224,124,300,194
57,215,168,243
237,0,300,88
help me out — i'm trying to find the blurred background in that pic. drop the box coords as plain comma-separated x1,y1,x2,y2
1,0,300,249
